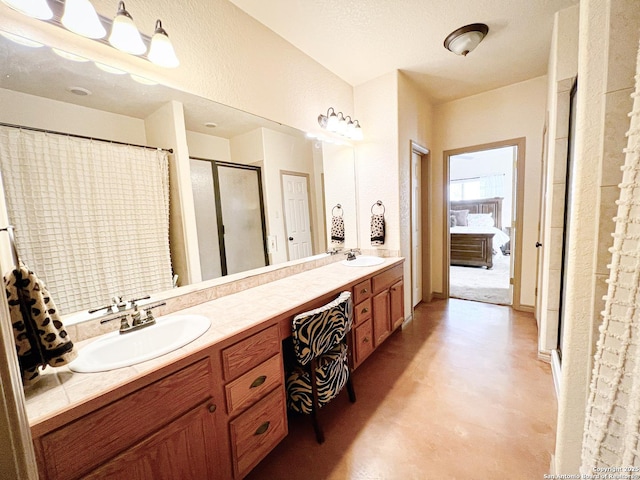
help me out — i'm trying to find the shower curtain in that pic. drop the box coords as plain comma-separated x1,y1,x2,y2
0,127,173,314
581,39,640,470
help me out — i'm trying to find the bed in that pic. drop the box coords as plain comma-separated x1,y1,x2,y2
449,197,510,269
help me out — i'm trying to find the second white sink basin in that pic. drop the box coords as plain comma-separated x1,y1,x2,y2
341,255,385,267
69,314,211,373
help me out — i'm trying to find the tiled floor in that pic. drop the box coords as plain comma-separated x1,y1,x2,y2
246,299,557,480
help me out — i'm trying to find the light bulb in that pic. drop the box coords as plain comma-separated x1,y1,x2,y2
1,0,52,20
109,1,146,55
148,20,179,68
61,0,106,39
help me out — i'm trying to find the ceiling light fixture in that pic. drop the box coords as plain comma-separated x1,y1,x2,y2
317,108,363,141
61,0,106,39
148,19,179,68
1,0,52,20
109,1,146,55
443,23,489,56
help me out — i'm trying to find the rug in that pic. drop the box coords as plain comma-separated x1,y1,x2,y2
449,254,511,305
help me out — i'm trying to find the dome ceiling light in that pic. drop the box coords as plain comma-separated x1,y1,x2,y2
444,23,489,56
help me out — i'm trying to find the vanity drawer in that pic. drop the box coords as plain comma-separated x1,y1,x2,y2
372,264,403,294
229,387,287,478
353,279,372,304
354,298,372,326
353,318,374,368
225,354,283,416
39,359,212,480
222,325,280,381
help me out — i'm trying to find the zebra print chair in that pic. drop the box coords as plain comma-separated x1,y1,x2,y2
286,291,356,444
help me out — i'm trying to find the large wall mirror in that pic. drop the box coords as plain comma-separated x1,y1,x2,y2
0,29,358,323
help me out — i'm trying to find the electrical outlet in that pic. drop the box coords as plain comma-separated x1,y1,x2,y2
267,235,277,254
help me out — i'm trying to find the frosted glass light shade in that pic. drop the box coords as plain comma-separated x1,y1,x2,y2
326,111,339,132
148,20,179,68
444,23,489,56
1,0,53,20
62,0,106,39
109,2,146,55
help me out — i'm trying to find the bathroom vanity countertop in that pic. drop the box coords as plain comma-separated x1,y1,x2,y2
24,256,405,428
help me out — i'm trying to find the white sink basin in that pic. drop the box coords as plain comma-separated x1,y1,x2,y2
69,314,211,373
341,255,385,267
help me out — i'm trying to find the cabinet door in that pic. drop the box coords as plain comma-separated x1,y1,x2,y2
372,290,391,347
84,400,220,480
390,279,404,331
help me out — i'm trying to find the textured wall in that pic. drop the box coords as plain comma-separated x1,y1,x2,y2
432,77,547,307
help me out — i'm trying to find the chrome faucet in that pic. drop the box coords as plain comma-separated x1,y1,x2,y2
344,248,361,261
95,296,165,334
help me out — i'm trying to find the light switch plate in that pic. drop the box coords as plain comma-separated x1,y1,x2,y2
267,235,277,253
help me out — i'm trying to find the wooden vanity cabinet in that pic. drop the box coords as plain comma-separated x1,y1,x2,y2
351,264,404,368
221,325,287,478
33,358,222,480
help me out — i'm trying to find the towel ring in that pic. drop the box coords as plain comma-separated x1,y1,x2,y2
371,200,385,215
332,204,343,216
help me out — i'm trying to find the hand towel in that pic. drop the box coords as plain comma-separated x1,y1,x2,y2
371,214,385,246
4,264,76,386
331,216,345,244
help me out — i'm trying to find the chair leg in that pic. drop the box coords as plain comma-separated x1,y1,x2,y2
346,375,356,403
311,409,325,444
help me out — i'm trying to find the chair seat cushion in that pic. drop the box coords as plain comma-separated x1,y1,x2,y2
286,343,349,414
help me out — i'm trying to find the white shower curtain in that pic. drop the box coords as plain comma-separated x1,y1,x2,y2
581,39,640,470
0,127,173,314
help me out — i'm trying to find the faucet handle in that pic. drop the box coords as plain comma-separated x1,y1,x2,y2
143,302,166,322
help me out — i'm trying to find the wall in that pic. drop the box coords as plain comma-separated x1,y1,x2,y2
431,76,548,308
537,5,579,359
186,131,231,162
554,0,640,474
397,72,434,314
354,73,399,256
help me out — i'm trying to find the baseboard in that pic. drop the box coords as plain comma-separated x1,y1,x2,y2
537,350,551,363
551,349,561,400
515,304,534,313
431,292,446,300
402,313,414,328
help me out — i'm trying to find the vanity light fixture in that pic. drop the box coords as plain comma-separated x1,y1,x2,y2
108,1,146,55
148,19,179,68
443,23,489,56
1,0,180,68
317,107,363,141
1,0,52,20
61,0,107,39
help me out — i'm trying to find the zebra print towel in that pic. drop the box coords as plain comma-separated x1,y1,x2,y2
371,213,385,245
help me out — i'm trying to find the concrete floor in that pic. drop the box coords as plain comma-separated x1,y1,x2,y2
246,298,557,480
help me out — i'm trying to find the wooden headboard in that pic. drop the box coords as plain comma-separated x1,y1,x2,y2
450,197,503,230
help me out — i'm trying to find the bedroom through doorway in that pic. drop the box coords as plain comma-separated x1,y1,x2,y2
447,146,516,306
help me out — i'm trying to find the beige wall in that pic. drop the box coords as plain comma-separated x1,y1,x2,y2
431,77,547,307
186,131,232,162
398,72,434,313
554,0,640,473
538,5,579,357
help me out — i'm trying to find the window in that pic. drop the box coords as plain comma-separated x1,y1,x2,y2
450,174,504,201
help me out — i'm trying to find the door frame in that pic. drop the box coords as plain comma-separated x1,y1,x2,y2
411,141,430,306
280,170,314,261
442,137,526,311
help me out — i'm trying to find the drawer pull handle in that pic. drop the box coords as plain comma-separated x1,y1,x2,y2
250,375,267,388
360,288,368,294
363,337,370,344
361,307,369,314
208,404,217,413
254,421,270,435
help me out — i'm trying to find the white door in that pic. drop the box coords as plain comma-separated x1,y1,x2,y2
282,173,313,260
411,151,422,307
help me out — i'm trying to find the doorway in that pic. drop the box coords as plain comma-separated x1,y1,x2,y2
190,157,269,280
281,172,313,261
443,138,526,310
411,141,430,308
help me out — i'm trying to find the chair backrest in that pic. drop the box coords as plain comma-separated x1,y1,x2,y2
291,291,353,366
